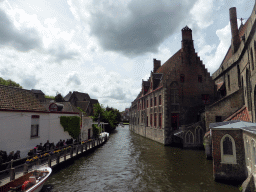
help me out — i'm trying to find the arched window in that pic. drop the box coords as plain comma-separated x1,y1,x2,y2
195,127,203,144
223,137,233,155
185,131,194,144
221,134,236,164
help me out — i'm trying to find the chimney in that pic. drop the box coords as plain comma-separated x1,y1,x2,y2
181,26,194,51
229,7,241,54
153,59,161,72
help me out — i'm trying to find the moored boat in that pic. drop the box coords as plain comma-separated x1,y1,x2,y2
0,166,52,192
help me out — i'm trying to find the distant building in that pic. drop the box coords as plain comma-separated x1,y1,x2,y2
121,108,130,122
130,26,215,147
64,91,99,116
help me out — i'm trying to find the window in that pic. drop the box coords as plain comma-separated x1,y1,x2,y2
147,100,148,108
159,113,162,128
147,116,148,127
150,98,153,107
31,115,39,138
150,114,152,127
202,94,209,104
180,74,185,83
154,113,157,127
215,116,222,122
171,89,179,104
159,95,162,105
221,135,236,164
154,97,157,106
195,127,203,144
223,137,233,155
227,74,231,91
198,75,202,83
185,131,194,144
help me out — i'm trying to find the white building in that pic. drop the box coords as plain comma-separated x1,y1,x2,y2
0,85,79,158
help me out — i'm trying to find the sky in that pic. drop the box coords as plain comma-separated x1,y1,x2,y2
0,0,254,111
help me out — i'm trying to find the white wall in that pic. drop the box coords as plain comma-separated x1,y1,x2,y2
0,111,78,158
81,117,93,141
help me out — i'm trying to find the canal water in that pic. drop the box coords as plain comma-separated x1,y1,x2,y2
42,125,239,192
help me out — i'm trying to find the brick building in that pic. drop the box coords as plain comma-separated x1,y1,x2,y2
205,4,256,129
130,26,215,146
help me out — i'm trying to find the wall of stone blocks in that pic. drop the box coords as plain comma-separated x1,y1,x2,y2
205,89,244,131
212,129,246,182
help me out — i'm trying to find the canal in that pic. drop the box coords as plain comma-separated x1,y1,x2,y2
42,125,239,192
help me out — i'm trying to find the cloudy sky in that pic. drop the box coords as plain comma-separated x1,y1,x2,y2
0,0,254,111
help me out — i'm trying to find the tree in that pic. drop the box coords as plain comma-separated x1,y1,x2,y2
55,93,65,102
92,104,121,133
0,77,22,88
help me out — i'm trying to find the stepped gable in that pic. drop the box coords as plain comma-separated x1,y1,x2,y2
0,85,47,111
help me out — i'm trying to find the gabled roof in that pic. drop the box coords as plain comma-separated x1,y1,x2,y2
76,101,90,112
155,50,181,76
73,91,90,101
64,91,72,101
57,102,81,113
224,106,250,122
31,89,44,94
0,85,47,111
90,99,99,107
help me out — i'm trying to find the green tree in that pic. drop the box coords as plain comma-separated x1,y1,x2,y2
92,104,121,133
0,77,22,88
55,93,65,102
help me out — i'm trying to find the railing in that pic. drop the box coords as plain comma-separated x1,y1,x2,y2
0,135,108,186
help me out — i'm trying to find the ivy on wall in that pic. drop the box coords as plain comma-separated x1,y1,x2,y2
60,116,81,139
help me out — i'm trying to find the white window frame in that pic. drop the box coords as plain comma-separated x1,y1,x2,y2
221,134,237,164
31,115,39,138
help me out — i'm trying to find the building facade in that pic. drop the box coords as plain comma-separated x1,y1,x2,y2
130,26,215,146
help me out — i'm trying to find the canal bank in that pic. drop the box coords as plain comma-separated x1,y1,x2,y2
43,125,239,192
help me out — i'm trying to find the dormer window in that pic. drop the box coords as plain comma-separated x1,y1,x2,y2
180,74,185,83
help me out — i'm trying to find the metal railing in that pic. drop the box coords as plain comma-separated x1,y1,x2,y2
0,136,107,186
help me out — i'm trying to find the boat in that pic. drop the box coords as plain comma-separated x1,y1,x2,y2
99,132,109,138
0,166,52,192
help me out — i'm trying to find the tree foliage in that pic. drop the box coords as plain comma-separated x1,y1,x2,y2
0,77,22,88
55,93,65,102
92,103,121,133
60,116,81,139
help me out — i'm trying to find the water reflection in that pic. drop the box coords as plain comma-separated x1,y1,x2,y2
43,126,238,192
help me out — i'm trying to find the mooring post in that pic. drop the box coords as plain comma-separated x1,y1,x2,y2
23,163,28,175
10,168,15,181
48,156,51,167
56,153,60,165
76,145,78,156
85,142,87,151
70,146,73,158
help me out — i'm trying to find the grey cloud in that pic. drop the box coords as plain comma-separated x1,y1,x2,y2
0,8,42,51
87,0,197,57
106,87,126,100
48,44,79,64
67,73,81,85
21,75,38,89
